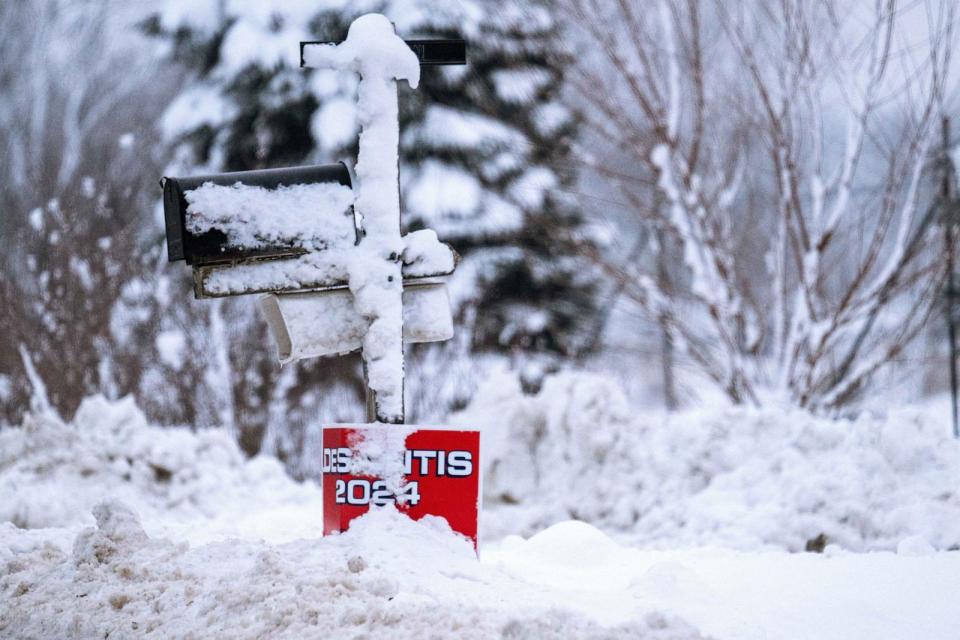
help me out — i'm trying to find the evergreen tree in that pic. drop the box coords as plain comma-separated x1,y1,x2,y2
148,0,598,354
144,0,601,457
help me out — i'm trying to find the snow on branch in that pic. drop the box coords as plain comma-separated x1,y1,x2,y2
563,0,953,409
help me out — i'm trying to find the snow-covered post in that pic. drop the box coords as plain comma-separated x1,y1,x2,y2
161,15,477,545
303,15,421,424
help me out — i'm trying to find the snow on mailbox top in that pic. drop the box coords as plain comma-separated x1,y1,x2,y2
184,181,354,252
162,162,354,266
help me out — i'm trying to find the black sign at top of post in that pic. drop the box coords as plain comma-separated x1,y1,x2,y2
299,38,466,68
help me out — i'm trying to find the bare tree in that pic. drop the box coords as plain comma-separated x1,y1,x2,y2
0,1,184,421
562,0,955,409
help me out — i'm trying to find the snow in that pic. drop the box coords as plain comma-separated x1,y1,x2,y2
407,105,525,151
185,181,355,251
659,0,680,139
401,228,456,277
301,14,420,88
457,372,960,552
27,207,43,232
311,95,359,150
156,0,223,35
160,84,235,142
4,386,960,638
348,424,416,495
488,537,960,640
532,101,572,136
218,17,309,76
260,289,366,362
897,535,936,557
80,176,96,198
259,284,453,363
155,330,186,370
68,256,93,291
17,346,50,415
303,14,422,422
491,66,553,104
199,241,455,297
0,396,323,546
508,165,558,209
406,160,482,216
200,250,352,296
1,501,703,639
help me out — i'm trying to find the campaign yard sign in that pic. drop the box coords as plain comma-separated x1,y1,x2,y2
322,425,481,547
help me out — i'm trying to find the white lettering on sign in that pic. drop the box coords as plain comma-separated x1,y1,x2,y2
334,478,421,506
403,449,473,477
323,447,474,478
321,447,353,473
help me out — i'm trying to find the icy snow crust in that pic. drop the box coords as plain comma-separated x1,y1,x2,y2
3,386,960,638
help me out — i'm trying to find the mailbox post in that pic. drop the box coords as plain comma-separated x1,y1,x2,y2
162,13,481,547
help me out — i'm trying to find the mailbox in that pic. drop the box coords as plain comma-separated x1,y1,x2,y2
162,162,361,299
162,163,354,266
161,162,455,300
161,161,457,361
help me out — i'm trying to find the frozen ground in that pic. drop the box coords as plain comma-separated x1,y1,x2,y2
2,376,960,638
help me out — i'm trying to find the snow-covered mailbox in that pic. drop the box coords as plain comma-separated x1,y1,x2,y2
162,14,481,548
161,162,456,361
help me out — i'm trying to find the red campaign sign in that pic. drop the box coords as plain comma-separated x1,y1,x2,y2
322,425,481,546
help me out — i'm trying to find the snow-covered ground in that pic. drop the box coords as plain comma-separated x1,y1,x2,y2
3,375,960,638
463,373,960,552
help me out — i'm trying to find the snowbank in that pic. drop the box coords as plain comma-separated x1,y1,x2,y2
5,374,958,556
457,372,960,552
3,386,960,638
1,501,703,639
0,395,324,547
5,499,960,640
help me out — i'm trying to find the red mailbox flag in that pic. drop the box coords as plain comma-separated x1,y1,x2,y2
322,425,481,547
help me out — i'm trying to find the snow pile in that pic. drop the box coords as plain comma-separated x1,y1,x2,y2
4,387,960,637
1,502,704,639
458,372,960,552
185,181,355,251
402,228,457,277
0,395,323,546
7,373,956,556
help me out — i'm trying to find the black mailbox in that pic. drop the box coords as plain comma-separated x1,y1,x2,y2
162,162,353,266
160,161,455,299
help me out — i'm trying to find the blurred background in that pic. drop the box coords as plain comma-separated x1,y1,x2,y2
1,0,958,477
